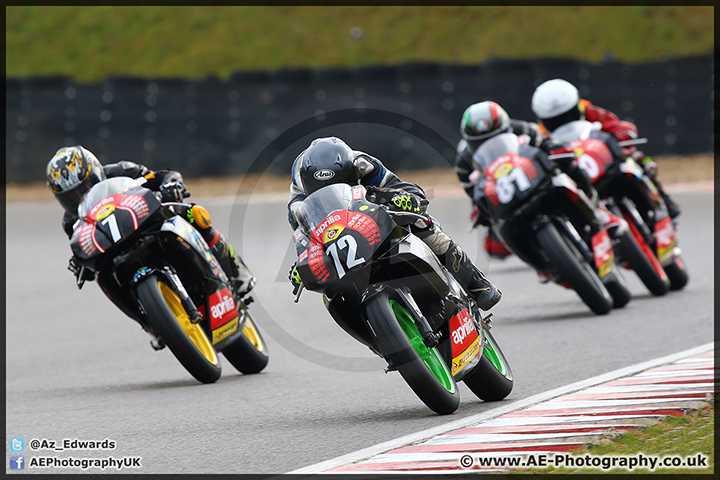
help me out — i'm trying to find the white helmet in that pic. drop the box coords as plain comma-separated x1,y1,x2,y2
531,79,581,131
460,101,511,141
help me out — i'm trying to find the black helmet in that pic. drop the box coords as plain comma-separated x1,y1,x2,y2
299,137,359,194
46,145,106,215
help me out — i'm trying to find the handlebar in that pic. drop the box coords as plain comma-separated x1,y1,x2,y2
617,138,648,147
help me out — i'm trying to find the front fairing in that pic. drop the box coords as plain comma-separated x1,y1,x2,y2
293,184,396,293
70,177,161,264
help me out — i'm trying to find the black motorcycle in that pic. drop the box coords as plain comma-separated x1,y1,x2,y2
471,133,631,315
290,183,513,415
70,176,269,383
551,120,688,293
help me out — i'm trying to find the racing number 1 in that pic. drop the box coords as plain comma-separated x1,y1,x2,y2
326,236,365,278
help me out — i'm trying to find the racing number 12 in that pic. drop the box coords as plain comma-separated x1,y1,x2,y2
326,236,365,278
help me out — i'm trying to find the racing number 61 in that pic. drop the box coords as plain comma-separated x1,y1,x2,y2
496,167,531,204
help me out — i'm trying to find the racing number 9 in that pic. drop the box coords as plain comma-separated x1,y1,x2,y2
496,167,531,204
326,235,365,278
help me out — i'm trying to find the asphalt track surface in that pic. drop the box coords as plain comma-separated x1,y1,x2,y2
5,188,713,474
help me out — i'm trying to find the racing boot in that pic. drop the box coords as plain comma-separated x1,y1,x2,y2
211,236,256,300
184,204,256,298
439,242,502,311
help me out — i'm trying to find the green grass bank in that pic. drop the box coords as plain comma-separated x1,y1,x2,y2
6,6,713,83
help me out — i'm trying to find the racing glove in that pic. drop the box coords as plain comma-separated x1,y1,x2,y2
389,192,428,213
539,136,571,155
159,171,190,203
630,150,657,179
288,262,302,295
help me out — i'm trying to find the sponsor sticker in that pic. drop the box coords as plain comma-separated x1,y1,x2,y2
212,316,239,344
449,308,480,374
654,216,676,262
200,287,238,330
591,229,614,278
313,169,335,181
352,185,364,200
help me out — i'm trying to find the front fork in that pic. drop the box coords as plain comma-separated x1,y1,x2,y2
132,265,203,324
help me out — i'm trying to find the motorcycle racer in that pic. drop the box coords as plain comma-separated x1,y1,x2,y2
531,78,680,219
46,145,255,349
456,101,627,260
287,136,502,311
454,101,545,259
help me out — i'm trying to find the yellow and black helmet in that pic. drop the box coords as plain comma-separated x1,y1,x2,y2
46,145,106,215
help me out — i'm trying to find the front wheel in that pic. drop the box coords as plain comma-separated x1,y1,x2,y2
222,311,269,374
366,292,459,415
536,222,613,315
136,274,221,384
463,329,513,401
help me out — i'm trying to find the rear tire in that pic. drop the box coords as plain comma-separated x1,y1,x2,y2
222,311,269,374
366,292,459,415
137,274,221,384
603,269,632,309
664,255,689,291
614,227,670,296
463,330,513,401
536,223,613,315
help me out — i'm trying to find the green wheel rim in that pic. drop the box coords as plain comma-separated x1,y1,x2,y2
389,300,456,394
483,331,508,376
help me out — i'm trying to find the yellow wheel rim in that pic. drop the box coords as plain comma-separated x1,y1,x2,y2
242,316,265,353
158,282,219,365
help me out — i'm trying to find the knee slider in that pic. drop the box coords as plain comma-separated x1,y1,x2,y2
191,205,212,229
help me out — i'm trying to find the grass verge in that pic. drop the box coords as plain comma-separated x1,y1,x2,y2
6,6,713,83
514,401,715,475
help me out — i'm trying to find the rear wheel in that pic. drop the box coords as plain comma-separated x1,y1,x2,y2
463,329,513,401
615,218,670,296
536,223,613,315
603,269,632,309
664,254,689,291
222,311,269,374
366,292,459,415
137,274,221,384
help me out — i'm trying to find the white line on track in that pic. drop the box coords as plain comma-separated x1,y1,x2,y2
288,342,714,475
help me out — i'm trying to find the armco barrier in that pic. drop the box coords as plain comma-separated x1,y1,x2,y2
5,55,713,183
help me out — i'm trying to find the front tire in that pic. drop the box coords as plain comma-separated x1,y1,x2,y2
536,222,613,315
366,292,459,415
136,274,221,384
463,329,513,401
222,311,269,374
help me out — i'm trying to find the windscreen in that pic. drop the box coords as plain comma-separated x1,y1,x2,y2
295,183,355,235
472,133,520,171
77,177,146,220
